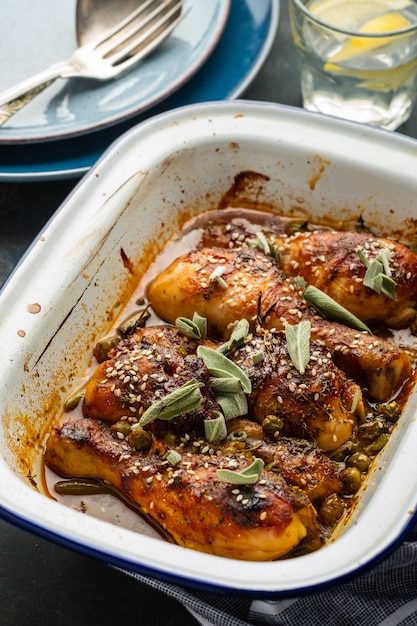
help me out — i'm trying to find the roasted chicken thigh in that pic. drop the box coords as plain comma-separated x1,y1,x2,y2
147,246,411,402
199,215,417,328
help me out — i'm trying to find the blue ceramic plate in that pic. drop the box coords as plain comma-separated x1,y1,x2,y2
0,0,231,143
0,0,280,181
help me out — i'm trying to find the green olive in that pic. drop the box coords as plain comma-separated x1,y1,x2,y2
346,452,371,473
358,419,386,441
287,219,309,234
129,427,152,451
262,415,284,437
327,439,360,462
118,307,151,337
319,493,345,526
375,401,401,423
222,441,247,454
229,430,248,443
93,335,120,363
110,420,132,438
164,432,177,447
64,382,88,411
340,467,362,494
363,433,390,456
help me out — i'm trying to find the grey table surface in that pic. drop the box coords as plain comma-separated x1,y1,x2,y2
1,2,417,625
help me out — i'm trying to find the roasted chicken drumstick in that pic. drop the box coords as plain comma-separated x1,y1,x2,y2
45,417,318,561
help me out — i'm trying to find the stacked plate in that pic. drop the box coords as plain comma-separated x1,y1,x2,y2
0,0,280,181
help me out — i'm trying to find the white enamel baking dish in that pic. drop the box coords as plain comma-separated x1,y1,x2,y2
1,101,417,596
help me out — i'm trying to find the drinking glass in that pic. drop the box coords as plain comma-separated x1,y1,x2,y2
289,0,417,129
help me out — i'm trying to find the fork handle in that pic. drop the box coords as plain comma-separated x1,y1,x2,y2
0,59,75,126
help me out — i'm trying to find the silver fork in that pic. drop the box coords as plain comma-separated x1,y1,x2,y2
0,0,184,125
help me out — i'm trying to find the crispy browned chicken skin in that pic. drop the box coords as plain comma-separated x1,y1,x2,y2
225,419,342,503
199,215,417,328
147,246,411,402
45,214,416,563
45,417,318,561
83,324,363,451
231,327,364,451
83,325,220,438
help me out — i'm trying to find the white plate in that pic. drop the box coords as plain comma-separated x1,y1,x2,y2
0,0,230,143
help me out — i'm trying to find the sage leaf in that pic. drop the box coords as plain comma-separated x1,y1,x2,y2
248,231,271,255
363,259,397,299
357,247,397,300
252,350,264,365
176,312,207,339
375,273,397,300
363,259,383,290
215,392,248,420
204,412,227,442
209,266,228,289
164,450,182,466
139,379,204,427
217,318,249,355
379,248,393,277
217,458,265,485
197,346,252,394
247,232,279,260
209,377,244,394
285,321,311,374
356,247,370,268
303,285,371,333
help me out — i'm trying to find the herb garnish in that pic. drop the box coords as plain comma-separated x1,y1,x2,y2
217,318,249,355
137,379,204,427
197,346,252,394
197,345,251,420
204,412,227,443
247,231,279,260
285,321,311,374
209,266,228,289
303,285,371,333
356,247,397,300
164,450,182,466
176,312,207,340
217,458,265,485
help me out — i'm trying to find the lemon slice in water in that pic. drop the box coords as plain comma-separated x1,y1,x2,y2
326,11,412,66
310,0,413,29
